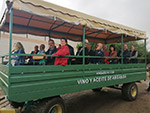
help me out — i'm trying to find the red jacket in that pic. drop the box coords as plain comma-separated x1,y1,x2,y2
53,45,70,66
104,51,109,64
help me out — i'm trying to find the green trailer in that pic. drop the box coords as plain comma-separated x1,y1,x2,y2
0,0,148,113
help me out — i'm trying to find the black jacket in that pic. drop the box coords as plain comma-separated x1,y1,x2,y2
88,49,95,64
67,44,75,64
117,49,130,64
123,49,130,64
76,47,89,64
130,50,138,63
67,44,74,56
94,49,104,64
46,46,57,65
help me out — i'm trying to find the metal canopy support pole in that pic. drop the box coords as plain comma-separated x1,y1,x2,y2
9,8,13,68
2,57,4,64
144,39,147,65
121,35,124,64
0,30,1,40
82,26,85,65
44,36,46,41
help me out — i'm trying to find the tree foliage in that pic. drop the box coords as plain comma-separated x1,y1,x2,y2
147,51,150,64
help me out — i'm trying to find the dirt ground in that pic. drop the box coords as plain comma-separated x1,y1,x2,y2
0,81,150,113
63,82,150,113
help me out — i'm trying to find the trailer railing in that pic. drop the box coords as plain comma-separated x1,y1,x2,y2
0,54,146,65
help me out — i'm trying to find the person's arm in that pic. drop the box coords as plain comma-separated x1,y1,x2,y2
76,47,82,56
11,49,24,60
71,47,75,56
11,56,19,60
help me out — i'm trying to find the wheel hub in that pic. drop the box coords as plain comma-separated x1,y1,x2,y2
131,87,137,97
49,104,62,113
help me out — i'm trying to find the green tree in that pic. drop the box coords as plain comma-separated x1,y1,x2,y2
147,51,150,64
127,41,145,57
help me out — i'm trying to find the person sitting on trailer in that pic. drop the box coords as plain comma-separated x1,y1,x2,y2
103,45,109,64
28,45,39,65
123,44,130,64
46,39,57,65
87,44,95,64
76,39,90,64
94,43,104,64
117,49,122,64
103,45,109,56
53,38,70,66
109,45,117,64
66,40,75,64
7,42,26,66
129,45,138,63
38,44,45,54
36,44,46,65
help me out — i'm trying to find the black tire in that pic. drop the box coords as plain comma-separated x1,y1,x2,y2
122,83,138,101
10,101,25,108
92,88,102,92
31,96,66,113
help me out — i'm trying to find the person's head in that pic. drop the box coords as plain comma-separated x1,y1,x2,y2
48,39,55,48
34,45,38,51
15,42,24,51
12,43,16,51
60,38,68,46
123,44,128,51
109,45,115,52
96,43,103,50
103,45,107,51
130,45,135,52
40,44,45,50
85,39,89,48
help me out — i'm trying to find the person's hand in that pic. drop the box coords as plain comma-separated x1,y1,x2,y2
72,59,76,61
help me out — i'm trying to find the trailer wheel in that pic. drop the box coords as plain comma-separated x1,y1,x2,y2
122,83,138,101
92,88,102,92
10,101,25,108
35,96,65,113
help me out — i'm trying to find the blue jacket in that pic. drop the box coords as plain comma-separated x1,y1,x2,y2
11,49,25,66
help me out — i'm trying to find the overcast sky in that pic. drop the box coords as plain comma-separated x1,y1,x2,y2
44,0,150,50
0,0,149,50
